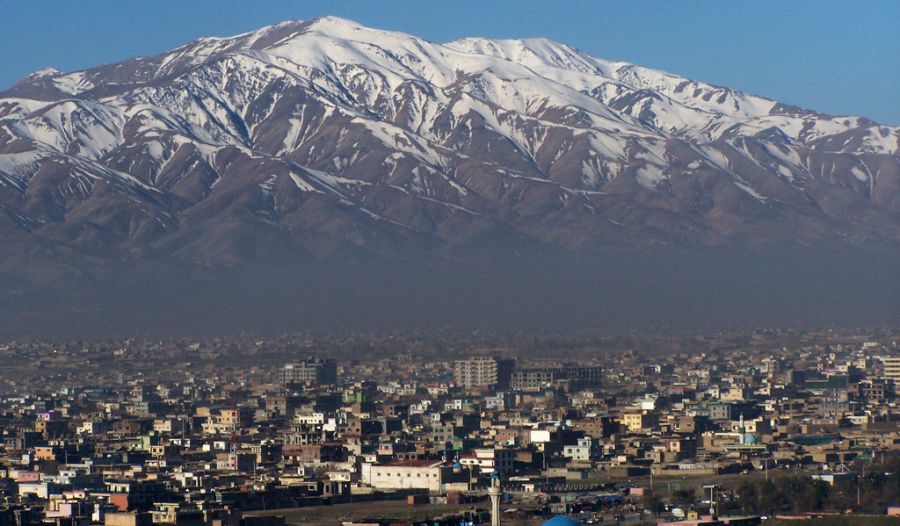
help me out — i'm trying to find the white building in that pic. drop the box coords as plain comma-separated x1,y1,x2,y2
293,412,326,425
360,460,469,493
460,448,515,476
563,437,596,462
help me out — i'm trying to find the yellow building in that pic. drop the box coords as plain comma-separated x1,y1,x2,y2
622,411,655,432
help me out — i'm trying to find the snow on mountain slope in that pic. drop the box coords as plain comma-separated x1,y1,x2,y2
0,17,898,262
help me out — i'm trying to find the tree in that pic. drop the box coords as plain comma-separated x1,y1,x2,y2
792,479,828,513
641,493,663,517
758,479,783,514
736,480,758,513
672,487,696,506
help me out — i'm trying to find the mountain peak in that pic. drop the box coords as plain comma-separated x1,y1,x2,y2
307,15,365,31
28,67,61,78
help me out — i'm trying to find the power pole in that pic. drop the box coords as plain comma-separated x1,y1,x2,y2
857,458,866,509
703,485,718,519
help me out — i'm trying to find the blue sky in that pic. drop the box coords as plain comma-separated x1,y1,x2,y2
2,0,898,123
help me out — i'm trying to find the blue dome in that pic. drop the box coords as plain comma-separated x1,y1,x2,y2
542,517,579,526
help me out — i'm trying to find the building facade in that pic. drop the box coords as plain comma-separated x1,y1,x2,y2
278,359,338,385
510,367,603,391
360,461,469,493
454,357,515,389
882,356,900,383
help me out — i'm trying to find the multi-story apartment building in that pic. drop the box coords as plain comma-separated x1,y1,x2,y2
510,366,603,391
278,358,338,385
882,356,900,383
622,411,657,433
510,369,555,391
453,357,515,389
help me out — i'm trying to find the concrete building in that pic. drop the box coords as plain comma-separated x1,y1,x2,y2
459,448,515,476
454,357,514,389
882,356,900,383
510,369,554,391
563,437,596,462
510,367,603,391
278,359,337,385
360,460,469,493
623,411,656,433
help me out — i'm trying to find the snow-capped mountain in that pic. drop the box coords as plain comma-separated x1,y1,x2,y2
1,17,898,263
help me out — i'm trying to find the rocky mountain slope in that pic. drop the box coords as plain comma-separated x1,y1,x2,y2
1,17,899,265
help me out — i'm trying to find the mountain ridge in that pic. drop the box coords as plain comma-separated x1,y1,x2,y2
1,16,898,266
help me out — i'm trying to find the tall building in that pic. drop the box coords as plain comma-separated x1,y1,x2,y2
278,358,338,385
882,356,900,383
454,357,515,389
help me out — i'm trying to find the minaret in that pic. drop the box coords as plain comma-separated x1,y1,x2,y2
488,472,502,526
